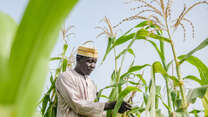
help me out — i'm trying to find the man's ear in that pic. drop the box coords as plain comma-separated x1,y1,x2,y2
76,55,85,63
76,55,81,62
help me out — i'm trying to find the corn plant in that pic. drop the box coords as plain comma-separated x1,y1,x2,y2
0,0,78,117
96,0,208,116
39,25,75,117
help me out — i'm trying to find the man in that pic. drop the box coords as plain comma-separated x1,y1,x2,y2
55,45,131,117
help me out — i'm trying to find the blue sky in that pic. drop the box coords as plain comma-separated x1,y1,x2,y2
1,0,208,116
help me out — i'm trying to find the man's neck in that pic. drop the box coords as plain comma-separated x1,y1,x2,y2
74,66,86,78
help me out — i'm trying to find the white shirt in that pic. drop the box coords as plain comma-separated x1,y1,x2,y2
55,69,105,117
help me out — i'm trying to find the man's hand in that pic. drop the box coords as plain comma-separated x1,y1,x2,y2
104,101,116,110
118,101,131,113
104,101,131,113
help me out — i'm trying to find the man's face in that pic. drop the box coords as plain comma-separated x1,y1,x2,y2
77,56,97,75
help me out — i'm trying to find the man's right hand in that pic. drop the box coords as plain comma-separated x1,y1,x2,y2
104,101,116,110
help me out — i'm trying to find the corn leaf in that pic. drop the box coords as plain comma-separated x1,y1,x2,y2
202,90,208,116
159,41,166,69
178,55,208,85
183,75,202,85
173,112,189,117
116,49,128,60
50,57,62,61
115,39,136,60
128,64,150,73
166,60,173,71
0,0,78,116
62,58,68,72
112,86,141,117
159,96,171,113
127,107,145,114
152,61,179,85
0,12,17,81
179,38,208,64
120,64,150,80
95,80,127,102
145,40,163,62
128,48,135,57
111,29,148,49
101,37,114,63
189,109,202,114
135,21,150,28
187,85,208,104
113,33,135,48
137,74,147,86
62,44,68,56
41,94,50,115
149,33,170,43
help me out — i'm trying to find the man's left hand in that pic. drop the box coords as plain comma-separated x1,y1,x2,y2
118,101,132,113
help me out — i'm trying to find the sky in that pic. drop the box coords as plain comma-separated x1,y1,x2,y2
0,0,208,116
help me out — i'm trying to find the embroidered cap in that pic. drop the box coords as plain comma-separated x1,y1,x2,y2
77,46,98,58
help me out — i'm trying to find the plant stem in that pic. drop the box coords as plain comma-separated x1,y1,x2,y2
113,47,119,83
118,55,125,83
160,44,172,113
164,18,187,110
151,68,156,117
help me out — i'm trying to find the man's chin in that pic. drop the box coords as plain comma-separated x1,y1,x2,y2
85,71,92,76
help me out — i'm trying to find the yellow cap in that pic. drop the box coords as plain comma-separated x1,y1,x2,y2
77,46,98,58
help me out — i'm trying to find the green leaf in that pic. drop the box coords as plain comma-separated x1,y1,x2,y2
127,107,145,114
128,81,140,85
128,48,135,56
137,74,147,86
189,109,202,114
112,86,141,117
116,36,137,60
178,55,208,85
153,61,167,75
136,28,149,37
159,41,166,68
97,80,127,102
183,75,202,85
202,90,208,116
172,112,189,117
62,58,68,72
135,21,150,28
113,33,135,48
145,40,163,62
50,74,54,84
152,61,179,85
0,0,78,117
112,28,149,49
156,109,165,117
166,60,173,71
41,94,50,115
120,64,150,80
50,57,62,61
179,38,208,64
187,85,208,104
115,49,128,60
0,12,17,80
171,91,177,108
149,33,170,43
63,43,68,56
100,95,109,99
143,93,148,105
101,37,114,63
128,64,150,73
159,96,171,112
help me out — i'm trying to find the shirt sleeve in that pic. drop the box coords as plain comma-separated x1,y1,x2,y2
56,72,105,117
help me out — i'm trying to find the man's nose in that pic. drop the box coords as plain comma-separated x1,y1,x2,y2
90,63,96,69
